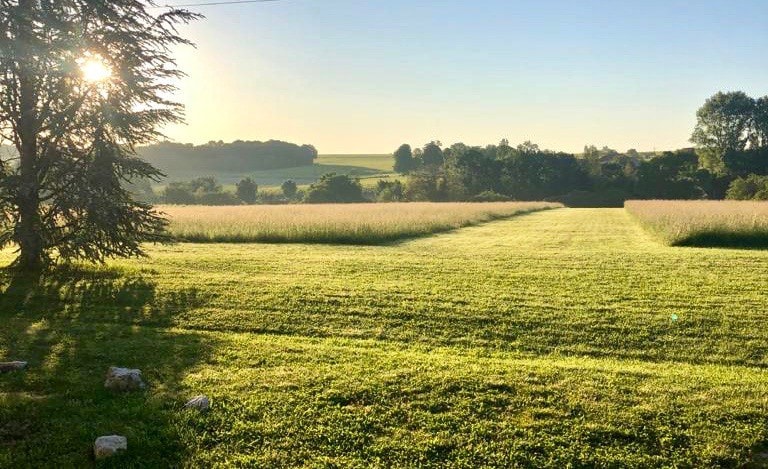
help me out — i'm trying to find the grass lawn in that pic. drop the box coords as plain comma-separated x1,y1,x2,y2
2,209,768,466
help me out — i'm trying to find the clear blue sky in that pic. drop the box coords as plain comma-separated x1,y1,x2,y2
163,0,768,154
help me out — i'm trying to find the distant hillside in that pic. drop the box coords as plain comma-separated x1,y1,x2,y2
137,140,318,176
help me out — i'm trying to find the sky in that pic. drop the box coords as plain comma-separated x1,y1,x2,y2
161,0,768,154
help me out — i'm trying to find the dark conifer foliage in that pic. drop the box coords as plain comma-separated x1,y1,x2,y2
0,1,200,269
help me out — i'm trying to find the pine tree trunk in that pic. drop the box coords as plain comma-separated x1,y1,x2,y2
14,0,44,271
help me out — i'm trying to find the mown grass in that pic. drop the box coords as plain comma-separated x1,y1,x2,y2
161,202,560,244
625,200,768,248
2,209,768,467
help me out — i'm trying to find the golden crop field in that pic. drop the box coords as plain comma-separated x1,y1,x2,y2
161,201,560,244
625,200,768,247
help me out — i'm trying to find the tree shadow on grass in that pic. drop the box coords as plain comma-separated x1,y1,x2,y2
0,266,222,467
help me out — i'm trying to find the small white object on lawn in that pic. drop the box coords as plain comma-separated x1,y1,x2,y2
93,435,127,459
0,361,28,373
184,395,211,412
104,367,145,392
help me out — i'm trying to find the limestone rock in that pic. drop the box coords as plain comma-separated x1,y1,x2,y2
0,361,28,373
184,395,210,412
93,435,127,459
104,367,145,392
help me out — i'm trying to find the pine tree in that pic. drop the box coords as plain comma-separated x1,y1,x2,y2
0,1,200,269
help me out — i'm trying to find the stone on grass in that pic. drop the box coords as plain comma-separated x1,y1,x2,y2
93,435,127,459
0,361,28,373
104,367,145,392
184,395,210,412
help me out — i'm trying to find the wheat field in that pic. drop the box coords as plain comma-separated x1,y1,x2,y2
625,200,768,247
161,202,560,244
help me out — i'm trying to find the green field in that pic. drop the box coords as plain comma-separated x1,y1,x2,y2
2,209,768,466
316,154,394,172
160,154,396,190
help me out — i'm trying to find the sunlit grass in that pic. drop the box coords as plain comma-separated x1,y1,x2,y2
2,209,768,466
625,200,768,247
161,202,561,244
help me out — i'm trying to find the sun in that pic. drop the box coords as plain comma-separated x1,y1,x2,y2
79,57,112,83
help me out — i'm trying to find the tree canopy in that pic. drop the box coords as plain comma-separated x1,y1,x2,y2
138,140,318,176
0,0,199,269
691,91,766,173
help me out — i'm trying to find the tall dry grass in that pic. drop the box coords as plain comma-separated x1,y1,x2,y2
625,200,768,247
161,202,560,244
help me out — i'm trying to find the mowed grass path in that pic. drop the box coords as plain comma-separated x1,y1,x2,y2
2,209,768,467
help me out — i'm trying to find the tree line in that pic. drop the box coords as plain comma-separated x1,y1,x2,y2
384,91,768,205
147,173,365,205
138,140,318,174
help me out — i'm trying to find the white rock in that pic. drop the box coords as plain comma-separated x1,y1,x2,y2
0,361,28,373
104,367,145,392
184,395,210,412
93,435,127,459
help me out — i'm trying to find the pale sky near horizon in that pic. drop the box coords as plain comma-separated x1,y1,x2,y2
161,0,768,155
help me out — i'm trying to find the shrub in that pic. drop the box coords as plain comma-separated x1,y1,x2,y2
304,173,366,204
163,177,240,205
281,180,298,199
375,180,405,202
470,191,511,202
198,191,240,206
726,174,768,200
236,177,258,204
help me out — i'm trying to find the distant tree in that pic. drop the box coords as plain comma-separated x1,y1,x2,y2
375,180,405,202
188,177,220,195
163,177,241,205
422,141,444,167
198,191,239,206
448,148,500,196
726,174,768,200
164,182,196,205
304,173,365,203
0,1,199,269
691,91,756,173
236,177,258,204
125,178,158,204
635,150,704,199
393,144,416,174
498,138,512,157
517,141,541,154
413,147,424,164
754,96,768,148
582,145,602,177
500,150,589,200
405,168,450,202
723,148,768,177
281,180,298,199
